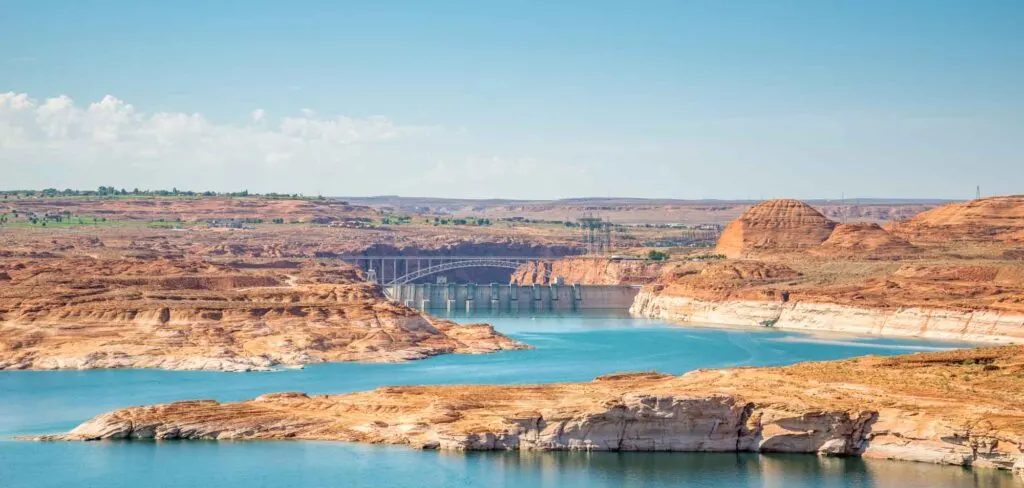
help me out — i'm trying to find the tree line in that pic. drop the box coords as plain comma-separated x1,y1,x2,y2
0,187,310,199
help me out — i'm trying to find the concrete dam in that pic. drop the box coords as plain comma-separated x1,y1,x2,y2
385,283,640,312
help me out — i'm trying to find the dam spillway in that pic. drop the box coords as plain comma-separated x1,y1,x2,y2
384,283,640,312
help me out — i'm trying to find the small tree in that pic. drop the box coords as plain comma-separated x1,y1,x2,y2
647,250,670,261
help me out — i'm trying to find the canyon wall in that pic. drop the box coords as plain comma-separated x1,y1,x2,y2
628,196,1024,343
630,290,1024,344
511,258,665,285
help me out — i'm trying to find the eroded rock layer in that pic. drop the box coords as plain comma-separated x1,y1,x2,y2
511,258,665,285
632,197,1024,343
889,195,1024,243
630,257,1024,343
631,291,1024,344
36,347,1024,477
814,223,918,258
715,199,837,258
0,257,527,371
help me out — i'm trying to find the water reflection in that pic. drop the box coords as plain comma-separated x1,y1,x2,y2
432,450,1018,488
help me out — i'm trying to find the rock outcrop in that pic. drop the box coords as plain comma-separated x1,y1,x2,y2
511,258,665,285
35,346,1024,478
889,195,1024,244
715,200,837,258
814,222,918,258
0,257,527,371
631,196,1024,343
630,258,1024,343
630,290,1024,344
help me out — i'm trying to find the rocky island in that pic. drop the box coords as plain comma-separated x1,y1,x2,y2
33,345,1024,479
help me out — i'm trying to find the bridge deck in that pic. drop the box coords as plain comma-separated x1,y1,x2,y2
333,255,645,260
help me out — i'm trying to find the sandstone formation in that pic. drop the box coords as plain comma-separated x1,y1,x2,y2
0,257,527,371
889,195,1024,244
35,346,1024,478
630,258,1024,343
715,199,837,258
511,257,665,285
631,291,1024,344
629,197,1024,343
814,222,918,258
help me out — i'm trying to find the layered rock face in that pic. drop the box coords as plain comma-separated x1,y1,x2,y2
0,257,526,371
889,195,1024,243
630,259,1024,343
37,346,1024,477
631,291,1024,344
632,197,1024,343
715,200,837,258
511,258,666,285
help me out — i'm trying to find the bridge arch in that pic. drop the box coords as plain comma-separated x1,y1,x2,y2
385,258,550,285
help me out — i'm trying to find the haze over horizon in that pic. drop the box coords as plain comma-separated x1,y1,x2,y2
2,1,1022,200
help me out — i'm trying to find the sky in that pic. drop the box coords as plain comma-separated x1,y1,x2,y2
1,0,1022,200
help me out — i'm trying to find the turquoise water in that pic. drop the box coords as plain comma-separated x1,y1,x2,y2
0,312,1016,487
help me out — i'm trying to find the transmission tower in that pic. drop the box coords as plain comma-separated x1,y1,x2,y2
578,213,611,254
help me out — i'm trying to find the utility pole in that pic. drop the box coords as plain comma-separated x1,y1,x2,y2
841,192,846,224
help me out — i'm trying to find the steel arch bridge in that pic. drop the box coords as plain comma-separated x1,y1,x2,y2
336,255,551,285
385,258,550,285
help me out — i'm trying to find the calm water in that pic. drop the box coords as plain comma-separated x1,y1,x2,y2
0,312,1016,487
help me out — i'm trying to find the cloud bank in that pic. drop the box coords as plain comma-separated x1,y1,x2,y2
0,92,459,195
6,92,1017,200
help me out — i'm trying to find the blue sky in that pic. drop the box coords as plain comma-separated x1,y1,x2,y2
2,0,1022,199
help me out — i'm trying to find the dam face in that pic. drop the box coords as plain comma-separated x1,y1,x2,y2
384,283,640,312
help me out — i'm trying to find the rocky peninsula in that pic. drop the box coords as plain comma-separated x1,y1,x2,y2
0,257,526,371
620,197,1024,343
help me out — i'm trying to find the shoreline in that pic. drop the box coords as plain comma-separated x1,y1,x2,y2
24,346,1024,480
629,290,1024,345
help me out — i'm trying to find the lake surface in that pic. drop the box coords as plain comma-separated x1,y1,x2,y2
1,312,1016,487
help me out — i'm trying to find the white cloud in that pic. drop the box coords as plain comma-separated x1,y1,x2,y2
0,92,428,148
0,91,447,194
